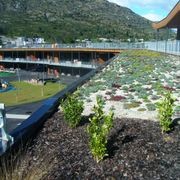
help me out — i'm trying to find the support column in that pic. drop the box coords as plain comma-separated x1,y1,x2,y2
71,51,73,62
91,52,93,67
108,52,110,60
59,51,60,63
42,51,44,60
0,52,3,60
34,51,36,61
78,52,80,61
25,51,27,60
177,28,180,40
48,67,51,75
54,52,59,63
53,51,54,62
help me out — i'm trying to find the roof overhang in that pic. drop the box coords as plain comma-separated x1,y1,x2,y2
152,2,180,29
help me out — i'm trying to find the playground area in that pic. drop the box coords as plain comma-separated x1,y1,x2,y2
0,81,66,106
0,69,79,106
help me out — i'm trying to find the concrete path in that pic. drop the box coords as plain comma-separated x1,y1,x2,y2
6,101,44,133
6,114,30,119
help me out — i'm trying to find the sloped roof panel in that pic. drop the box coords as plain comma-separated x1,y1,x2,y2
152,2,180,29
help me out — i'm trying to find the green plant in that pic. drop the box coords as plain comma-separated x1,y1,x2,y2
156,91,175,133
61,92,84,128
87,96,114,163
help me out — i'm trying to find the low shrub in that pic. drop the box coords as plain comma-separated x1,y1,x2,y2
156,91,175,133
87,96,114,163
61,92,84,128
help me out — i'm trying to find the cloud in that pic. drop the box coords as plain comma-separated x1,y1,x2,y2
108,0,178,11
108,0,130,7
142,13,164,21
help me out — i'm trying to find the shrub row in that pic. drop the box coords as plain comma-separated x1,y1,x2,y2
61,91,175,162
61,94,114,162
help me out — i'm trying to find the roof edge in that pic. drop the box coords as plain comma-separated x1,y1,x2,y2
152,1,180,29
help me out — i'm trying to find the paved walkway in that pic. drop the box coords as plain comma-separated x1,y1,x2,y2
6,114,30,119
6,101,44,133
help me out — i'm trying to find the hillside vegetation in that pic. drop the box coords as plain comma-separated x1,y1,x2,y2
0,0,156,42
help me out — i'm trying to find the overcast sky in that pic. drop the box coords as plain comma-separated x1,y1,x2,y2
108,0,179,21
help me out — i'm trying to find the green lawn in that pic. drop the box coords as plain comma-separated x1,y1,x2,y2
0,81,66,106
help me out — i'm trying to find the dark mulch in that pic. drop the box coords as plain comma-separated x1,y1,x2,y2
21,112,179,179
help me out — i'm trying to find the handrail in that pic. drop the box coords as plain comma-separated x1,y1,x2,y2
0,58,98,69
144,40,180,56
1,41,179,55
1,42,145,50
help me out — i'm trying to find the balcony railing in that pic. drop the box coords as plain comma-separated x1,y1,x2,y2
1,58,98,69
1,42,145,49
1,41,179,55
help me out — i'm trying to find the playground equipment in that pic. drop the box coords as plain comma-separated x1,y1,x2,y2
0,80,8,89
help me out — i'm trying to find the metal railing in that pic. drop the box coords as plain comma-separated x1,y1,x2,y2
1,41,179,55
1,42,145,49
145,40,180,56
1,58,98,69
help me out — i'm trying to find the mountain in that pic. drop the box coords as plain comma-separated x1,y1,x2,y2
0,0,156,42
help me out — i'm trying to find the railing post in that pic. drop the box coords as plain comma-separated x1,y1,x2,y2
156,29,159,51
165,27,169,53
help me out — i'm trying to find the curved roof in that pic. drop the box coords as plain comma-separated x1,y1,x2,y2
152,1,180,29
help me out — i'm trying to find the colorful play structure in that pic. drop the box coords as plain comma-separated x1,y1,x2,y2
0,80,8,89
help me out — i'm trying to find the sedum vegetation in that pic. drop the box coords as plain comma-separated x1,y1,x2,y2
79,50,179,114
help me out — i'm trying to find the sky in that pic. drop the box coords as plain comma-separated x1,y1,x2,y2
108,0,179,21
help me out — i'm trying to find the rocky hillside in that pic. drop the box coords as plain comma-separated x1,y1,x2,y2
0,0,155,42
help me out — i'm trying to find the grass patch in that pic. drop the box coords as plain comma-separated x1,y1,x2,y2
0,81,66,106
